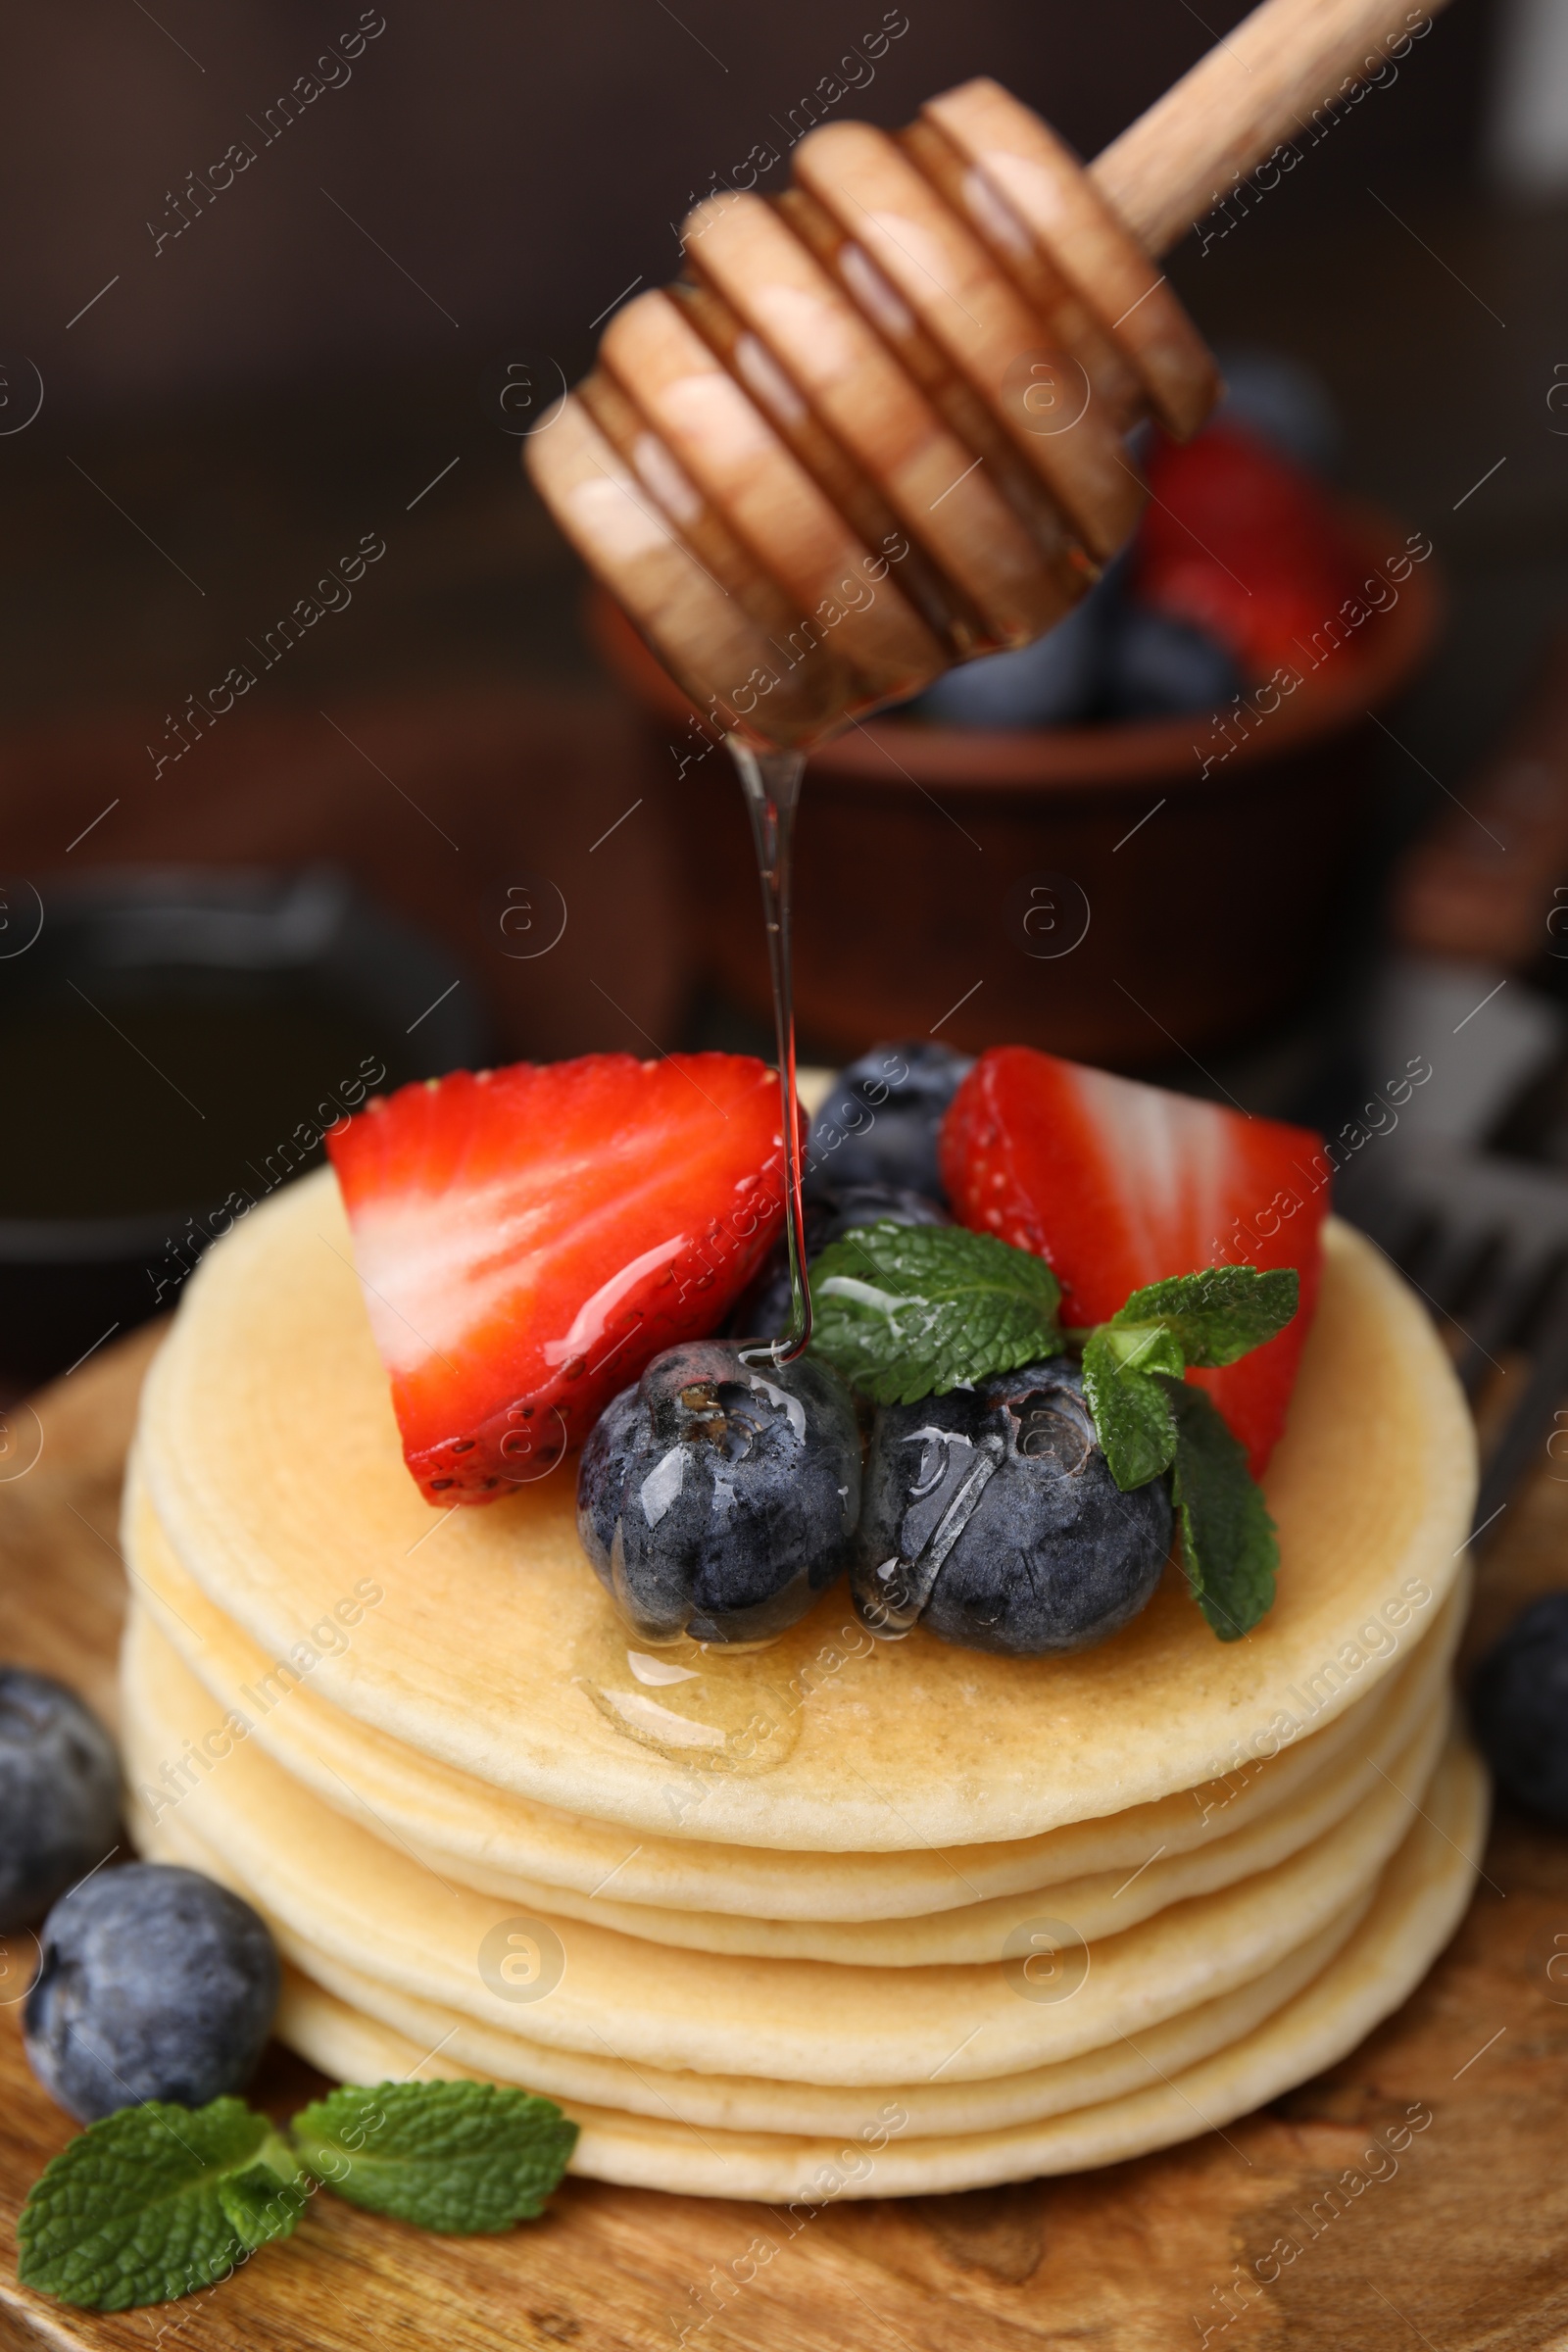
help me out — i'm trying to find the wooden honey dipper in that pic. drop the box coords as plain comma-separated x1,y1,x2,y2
526,0,1452,755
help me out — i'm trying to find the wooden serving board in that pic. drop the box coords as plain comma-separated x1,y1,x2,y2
2,1331,1567,2352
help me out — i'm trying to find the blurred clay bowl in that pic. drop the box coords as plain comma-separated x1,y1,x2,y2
595,503,1441,1070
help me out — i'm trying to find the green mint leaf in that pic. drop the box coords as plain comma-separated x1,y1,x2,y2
219,2135,313,2251
1110,1267,1299,1368
1153,1374,1278,1641
291,2081,577,2234
807,1222,1063,1405
18,2099,304,2312
1080,1329,1180,1490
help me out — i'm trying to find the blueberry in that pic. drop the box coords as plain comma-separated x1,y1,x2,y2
808,1042,973,1200
1470,1593,1568,1825
815,1184,951,1249
1102,607,1243,720
1213,346,1342,474
0,1668,121,1933
577,1341,860,1643
733,1184,950,1344
853,1362,1172,1656
24,1862,279,2123
910,590,1102,728
726,1197,836,1348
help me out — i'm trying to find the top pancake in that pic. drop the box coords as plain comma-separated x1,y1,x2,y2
134,1168,1474,1850
122,1477,1463,1921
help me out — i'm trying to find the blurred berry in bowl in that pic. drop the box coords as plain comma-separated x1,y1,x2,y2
914,595,1102,729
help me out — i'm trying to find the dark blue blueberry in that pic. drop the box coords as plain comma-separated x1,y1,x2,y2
0,1668,121,1933
577,1340,860,1643
726,1196,836,1348
815,1184,951,1249
732,1184,950,1344
1102,607,1243,721
853,1362,1171,1656
1470,1593,1568,1826
910,590,1102,728
807,1042,973,1200
24,1862,279,2123
1213,346,1341,474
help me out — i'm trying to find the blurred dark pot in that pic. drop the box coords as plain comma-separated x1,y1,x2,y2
0,868,482,1389
594,503,1441,1068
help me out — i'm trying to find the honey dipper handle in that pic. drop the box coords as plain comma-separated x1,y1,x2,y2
1093,0,1455,256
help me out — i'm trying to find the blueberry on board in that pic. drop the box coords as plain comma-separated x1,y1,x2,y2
577,1341,861,1644
1470,1593,1568,1825
0,1668,121,1933
24,1862,279,2123
807,1042,973,1200
1102,606,1244,721
853,1361,1172,1657
732,1184,950,1345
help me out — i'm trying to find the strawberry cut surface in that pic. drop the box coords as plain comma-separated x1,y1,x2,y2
940,1047,1328,1475
326,1053,792,1503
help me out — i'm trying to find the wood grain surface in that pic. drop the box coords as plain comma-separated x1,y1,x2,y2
1095,0,1459,255
1,1329,1566,2352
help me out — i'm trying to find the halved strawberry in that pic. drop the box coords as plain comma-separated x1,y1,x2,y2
939,1047,1328,1474
327,1054,793,1503
1132,421,1360,679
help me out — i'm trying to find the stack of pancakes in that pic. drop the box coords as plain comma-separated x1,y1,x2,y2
121,1168,1485,2199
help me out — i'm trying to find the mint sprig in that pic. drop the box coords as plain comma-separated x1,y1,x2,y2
1156,1375,1279,1640
1100,1266,1301,1368
808,1221,1064,1403
17,2098,306,2312
1073,1267,1294,1642
1080,1322,1184,1489
19,2081,577,2313
805,1226,1296,1647
292,2081,578,2233
1077,1268,1297,1491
